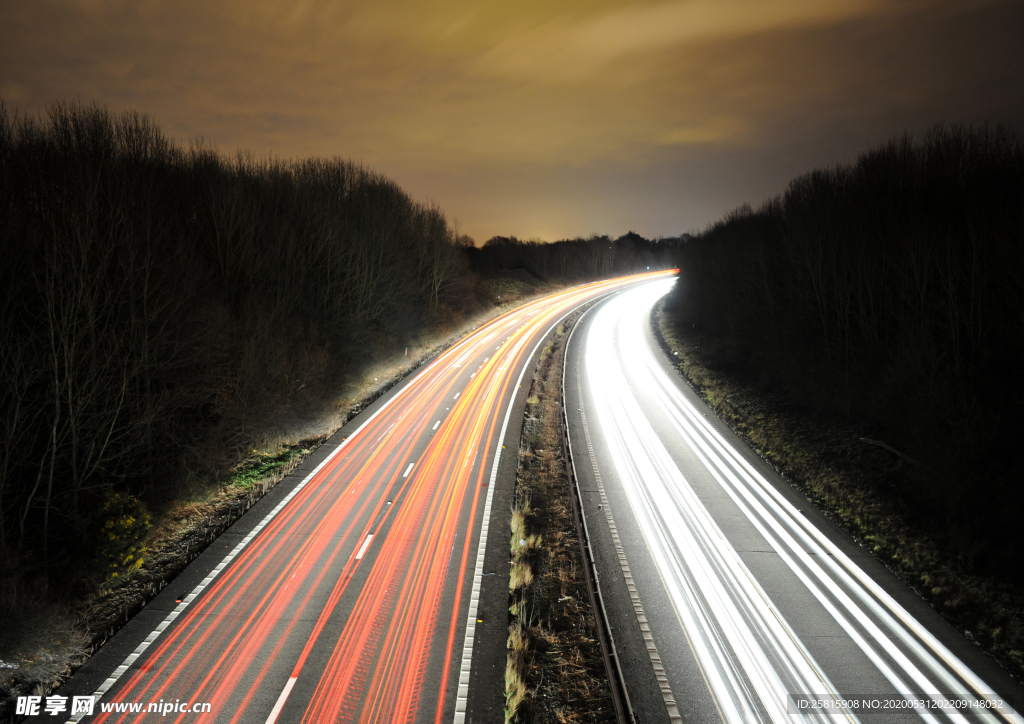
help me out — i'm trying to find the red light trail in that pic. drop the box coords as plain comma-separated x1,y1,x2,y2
87,271,673,724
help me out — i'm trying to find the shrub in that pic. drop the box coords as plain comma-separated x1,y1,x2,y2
97,493,152,579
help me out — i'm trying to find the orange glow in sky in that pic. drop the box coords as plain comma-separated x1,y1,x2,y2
2,0,1022,242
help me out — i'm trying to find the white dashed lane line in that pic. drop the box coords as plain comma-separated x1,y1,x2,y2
355,534,374,560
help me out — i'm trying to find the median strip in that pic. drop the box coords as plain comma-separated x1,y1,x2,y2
503,309,618,724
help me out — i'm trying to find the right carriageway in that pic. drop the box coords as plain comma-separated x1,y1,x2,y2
563,278,1024,724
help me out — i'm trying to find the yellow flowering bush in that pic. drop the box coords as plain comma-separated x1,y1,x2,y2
98,492,152,579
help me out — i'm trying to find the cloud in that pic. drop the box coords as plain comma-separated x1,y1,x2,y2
1,0,1021,243
658,119,744,145
475,0,892,83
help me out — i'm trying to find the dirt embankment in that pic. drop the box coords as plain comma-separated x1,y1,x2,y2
505,309,616,724
653,301,1024,683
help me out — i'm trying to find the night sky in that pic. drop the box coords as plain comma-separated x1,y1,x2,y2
3,0,1022,243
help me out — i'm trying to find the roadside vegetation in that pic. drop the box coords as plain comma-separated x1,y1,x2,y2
0,98,480,713
506,315,614,724
663,124,1024,679
0,99,676,718
0,99,478,577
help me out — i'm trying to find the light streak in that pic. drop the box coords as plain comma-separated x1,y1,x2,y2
583,279,1022,724
86,271,675,724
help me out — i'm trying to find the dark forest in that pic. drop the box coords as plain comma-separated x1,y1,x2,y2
666,125,1024,575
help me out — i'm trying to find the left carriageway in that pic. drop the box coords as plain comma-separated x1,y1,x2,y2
58,270,673,724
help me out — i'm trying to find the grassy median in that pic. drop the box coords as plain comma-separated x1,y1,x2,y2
505,311,616,724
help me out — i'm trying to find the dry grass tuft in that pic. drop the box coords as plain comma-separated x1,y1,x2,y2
509,562,535,592
505,655,528,723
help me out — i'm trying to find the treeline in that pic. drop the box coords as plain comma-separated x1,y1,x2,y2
0,100,673,579
0,101,475,570
668,125,1024,572
467,231,680,281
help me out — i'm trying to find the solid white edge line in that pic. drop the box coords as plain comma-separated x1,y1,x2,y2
265,676,298,724
63,348,452,724
452,290,624,724
355,534,374,560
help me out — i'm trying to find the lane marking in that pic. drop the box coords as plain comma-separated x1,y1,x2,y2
433,421,441,430
403,462,415,477
355,534,374,560
590,284,857,723
63,351,440,724
454,392,460,399
265,676,297,724
376,422,396,442
453,306,590,724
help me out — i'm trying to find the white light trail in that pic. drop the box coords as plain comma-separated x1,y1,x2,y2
583,279,1020,724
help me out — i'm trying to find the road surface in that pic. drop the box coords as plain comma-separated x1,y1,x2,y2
564,278,1024,724
57,271,672,724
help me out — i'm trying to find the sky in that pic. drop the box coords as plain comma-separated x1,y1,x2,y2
2,0,1022,244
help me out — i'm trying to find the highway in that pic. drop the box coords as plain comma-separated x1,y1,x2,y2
57,270,672,724
564,278,1024,724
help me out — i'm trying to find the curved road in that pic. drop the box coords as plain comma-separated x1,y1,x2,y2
564,278,1024,724
58,270,672,724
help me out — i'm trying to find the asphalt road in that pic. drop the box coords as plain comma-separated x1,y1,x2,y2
564,278,1024,724
55,271,673,724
